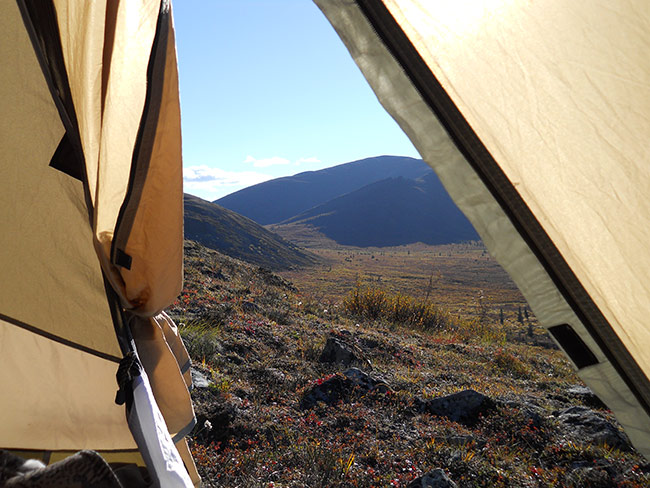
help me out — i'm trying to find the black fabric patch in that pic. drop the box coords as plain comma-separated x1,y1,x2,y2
49,132,83,181
549,324,599,369
115,248,133,270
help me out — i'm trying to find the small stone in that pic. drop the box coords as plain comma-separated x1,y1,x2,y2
300,369,390,409
407,468,457,488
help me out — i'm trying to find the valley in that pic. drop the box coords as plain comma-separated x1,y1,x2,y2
178,155,650,486
174,240,648,487
277,241,526,323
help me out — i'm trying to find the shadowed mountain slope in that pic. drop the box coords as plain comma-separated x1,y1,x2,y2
184,194,317,270
274,173,478,247
215,155,432,224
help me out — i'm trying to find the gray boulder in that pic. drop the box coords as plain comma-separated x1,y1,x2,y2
557,406,631,451
407,469,457,488
343,367,390,393
415,390,495,426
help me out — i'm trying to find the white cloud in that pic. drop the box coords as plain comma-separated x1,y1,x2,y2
244,155,291,168
183,165,273,199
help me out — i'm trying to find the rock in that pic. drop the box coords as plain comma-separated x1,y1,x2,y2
343,368,391,393
300,374,350,409
407,468,457,488
319,337,359,366
191,368,212,389
567,385,607,409
415,390,495,426
556,406,631,451
300,368,390,409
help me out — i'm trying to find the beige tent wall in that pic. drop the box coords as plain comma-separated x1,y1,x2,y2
51,0,183,318
0,324,135,450
0,0,121,358
117,9,185,317
0,0,130,449
1,5,195,480
52,0,159,246
379,0,650,397
315,0,650,457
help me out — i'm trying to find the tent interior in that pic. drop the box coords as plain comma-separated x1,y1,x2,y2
1,0,650,485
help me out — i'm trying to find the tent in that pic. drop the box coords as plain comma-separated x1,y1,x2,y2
314,0,650,458
3,0,650,483
1,0,199,485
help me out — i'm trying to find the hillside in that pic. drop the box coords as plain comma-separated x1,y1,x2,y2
170,241,649,487
215,155,431,225
184,193,317,270
272,173,478,247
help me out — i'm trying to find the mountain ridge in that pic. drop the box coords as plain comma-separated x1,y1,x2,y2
184,193,317,270
215,155,432,225
273,172,478,247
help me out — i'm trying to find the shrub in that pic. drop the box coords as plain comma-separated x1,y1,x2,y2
343,282,455,331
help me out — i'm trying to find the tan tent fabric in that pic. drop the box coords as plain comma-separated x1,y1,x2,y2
0,0,120,358
158,311,193,389
2,0,197,482
0,323,134,450
315,0,650,457
115,9,185,317
52,0,183,317
130,314,195,439
52,0,158,246
378,0,650,382
176,439,202,488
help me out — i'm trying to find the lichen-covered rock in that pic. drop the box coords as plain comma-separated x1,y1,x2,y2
191,368,212,389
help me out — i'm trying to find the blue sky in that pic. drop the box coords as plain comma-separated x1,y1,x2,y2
173,1,419,201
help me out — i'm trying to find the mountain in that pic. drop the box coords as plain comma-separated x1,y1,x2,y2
271,173,478,247
215,155,432,224
184,194,317,270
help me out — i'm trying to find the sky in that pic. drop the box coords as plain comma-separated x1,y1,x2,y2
173,1,419,201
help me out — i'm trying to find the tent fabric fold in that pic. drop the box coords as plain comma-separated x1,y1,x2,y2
2,0,197,484
315,0,650,457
